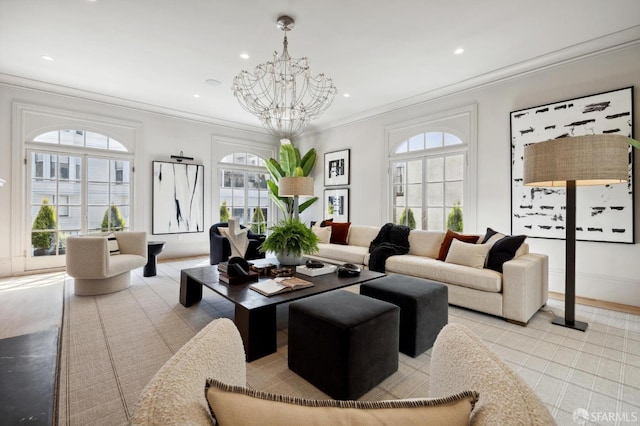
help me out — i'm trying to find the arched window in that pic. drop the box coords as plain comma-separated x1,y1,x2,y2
218,152,269,233
27,129,133,261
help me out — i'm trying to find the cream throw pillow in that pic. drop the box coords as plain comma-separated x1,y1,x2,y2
206,379,477,426
106,232,120,255
445,238,490,269
311,225,331,244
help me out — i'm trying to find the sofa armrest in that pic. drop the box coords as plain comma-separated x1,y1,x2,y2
430,323,555,425
131,318,247,426
502,253,549,324
66,236,109,278
114,231,147,258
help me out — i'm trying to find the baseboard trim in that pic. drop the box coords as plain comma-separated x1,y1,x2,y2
549,291,640,315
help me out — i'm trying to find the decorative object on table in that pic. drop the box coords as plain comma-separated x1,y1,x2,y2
269,267,294,278
249,263,277,276
152,160,204,235
232,15,336,139
249,276,313,297
296,263,337,277
259,218,319,266
337,263,361,277
524,134,629,331
209,222,265,265
217,218,249,258
511,86,634,243
218,270,259,285
265,140,318,220
323,188,349,222
324,149,350,186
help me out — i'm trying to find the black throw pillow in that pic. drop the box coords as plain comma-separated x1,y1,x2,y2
486,234,527,273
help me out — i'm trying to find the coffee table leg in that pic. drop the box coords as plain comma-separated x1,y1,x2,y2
179,271,202,307
235,305,277,362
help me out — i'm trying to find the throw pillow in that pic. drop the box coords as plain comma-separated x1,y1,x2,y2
445,239,491,269
481,228,527,272
311,225,331,244
319,218,334,227
329,222,351,245
205,379,478,426
437,230,479,261
106,232,120,255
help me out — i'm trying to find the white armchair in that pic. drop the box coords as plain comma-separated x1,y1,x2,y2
66,231,147,296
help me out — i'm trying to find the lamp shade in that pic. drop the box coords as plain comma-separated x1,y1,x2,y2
279,176,314,196
523,134,629,187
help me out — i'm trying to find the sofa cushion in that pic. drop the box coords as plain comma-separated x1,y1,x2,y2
407,230,444,258
347,225,381,248
481,228,527,273
445,239,490,269
437,230,479,261
329,222,351,245
316,243,368,265
311,225,331,244
106,232,120,255
205,379,478,426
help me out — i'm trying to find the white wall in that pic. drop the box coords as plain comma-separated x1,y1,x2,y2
0,84,276,276
301,44,640,306
1,43,639,306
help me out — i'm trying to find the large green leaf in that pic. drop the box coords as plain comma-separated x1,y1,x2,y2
300,149,316,176
265,159,284,181
629,138,640,149
279,144,298,176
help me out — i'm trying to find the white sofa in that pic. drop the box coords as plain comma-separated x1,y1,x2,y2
66,231,147,296
307,225,548,325
130,319,555,425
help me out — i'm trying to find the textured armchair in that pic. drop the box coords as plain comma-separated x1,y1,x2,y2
209,223,265,265
66,231,147,296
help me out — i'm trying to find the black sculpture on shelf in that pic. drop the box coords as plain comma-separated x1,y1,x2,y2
209,222,266,265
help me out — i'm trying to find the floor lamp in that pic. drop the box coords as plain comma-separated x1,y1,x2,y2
278,176,314,220
523,134,629,331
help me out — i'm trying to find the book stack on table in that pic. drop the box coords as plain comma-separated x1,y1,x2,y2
217,261,259,285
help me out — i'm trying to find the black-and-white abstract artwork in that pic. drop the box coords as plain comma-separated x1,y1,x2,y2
152,161,204,234
324,149,350,186
511,87,634,243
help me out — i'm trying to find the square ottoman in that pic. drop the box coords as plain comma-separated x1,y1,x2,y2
288,290,399,400
360,275,448,357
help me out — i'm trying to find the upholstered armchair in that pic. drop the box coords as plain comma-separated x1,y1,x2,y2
209,222,265,265
66,231,147,296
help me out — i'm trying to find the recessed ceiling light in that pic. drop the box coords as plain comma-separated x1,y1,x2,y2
240,53,250,59
193,94,201,98
41,55,54,61
343,93,351,98
205,79,221,87
454,48,464,55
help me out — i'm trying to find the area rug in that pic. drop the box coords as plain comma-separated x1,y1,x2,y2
57,258,640,425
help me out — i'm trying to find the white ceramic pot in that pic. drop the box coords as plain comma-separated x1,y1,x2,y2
276,252,303,266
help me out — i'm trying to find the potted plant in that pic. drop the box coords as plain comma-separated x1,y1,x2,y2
259,218,319,265
265,140,318,220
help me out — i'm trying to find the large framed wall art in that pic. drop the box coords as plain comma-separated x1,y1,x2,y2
324,149,350,186
152,161,205,234
324,188,349,222
510,87,634,243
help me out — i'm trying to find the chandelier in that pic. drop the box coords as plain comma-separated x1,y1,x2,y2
232,15,337,139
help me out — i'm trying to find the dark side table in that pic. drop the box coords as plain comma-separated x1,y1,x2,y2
144,241,165,277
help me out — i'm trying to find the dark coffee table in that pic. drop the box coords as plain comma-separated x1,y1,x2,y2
179,265,385,361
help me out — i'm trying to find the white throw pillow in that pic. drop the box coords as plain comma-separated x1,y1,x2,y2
106,232,120,255
311,225,331,244
445,238,490,269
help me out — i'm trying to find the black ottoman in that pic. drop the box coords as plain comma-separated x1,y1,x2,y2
360,275,448,357
288,290,399,400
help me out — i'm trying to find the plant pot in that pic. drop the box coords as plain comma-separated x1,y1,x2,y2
276,252,303,266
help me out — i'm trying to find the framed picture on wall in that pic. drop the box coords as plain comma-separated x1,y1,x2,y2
324,149,350,186
510,86,634,243
324,188,349,222
152,161,205,234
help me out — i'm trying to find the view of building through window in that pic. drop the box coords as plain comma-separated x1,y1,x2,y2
392,131,466,231
219,153,269,234
29,130,131,257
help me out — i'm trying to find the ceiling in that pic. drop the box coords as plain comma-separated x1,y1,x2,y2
1,0,639,135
